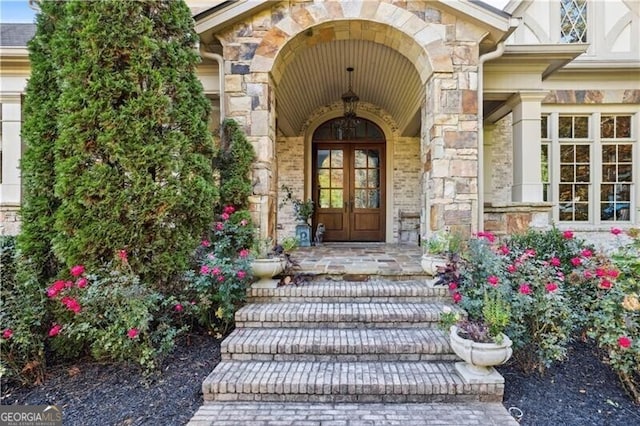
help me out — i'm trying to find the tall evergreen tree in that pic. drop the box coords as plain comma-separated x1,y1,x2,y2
49,0,216,287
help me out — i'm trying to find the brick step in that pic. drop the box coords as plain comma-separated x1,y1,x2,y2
235,302,454,329
202,361,504,403
221,328,457,361
188,401,518,425
248,280,447,303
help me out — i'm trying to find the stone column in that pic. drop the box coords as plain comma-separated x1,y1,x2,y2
0,97,22,205
509,92,547,202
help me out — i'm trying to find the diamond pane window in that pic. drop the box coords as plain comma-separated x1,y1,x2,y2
561,0,587,43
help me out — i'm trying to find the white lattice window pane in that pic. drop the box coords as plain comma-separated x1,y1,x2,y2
560,0,587,43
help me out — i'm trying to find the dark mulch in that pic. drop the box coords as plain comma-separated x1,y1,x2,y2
2,336,638,425
499,340,640,426
0,334,221,426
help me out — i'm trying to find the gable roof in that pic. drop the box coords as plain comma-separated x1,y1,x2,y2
1,23,36,47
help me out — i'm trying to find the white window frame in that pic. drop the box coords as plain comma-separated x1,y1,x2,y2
545,107,638,228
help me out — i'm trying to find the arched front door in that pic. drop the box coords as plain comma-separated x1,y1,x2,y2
312,118,385,242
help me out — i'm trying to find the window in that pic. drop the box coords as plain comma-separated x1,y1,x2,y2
560,0,587,43
546,113,635,224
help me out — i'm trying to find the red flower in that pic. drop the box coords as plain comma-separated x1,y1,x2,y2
70,265,85,277
545,282,559,292
581,249,593,258
550,257,561,267
477,231,496,243
611,227,622,236
223,205,236,215
570,257,582,267
499,245,509,255
595,268,606,278
237,270,246,279
174,304,184,312
238,248,250,258
48,324,62,337
618,336,632,348
507,264,517,274
127,328,139,339
487,275,499,287
563,230,574,239
201,240,211,247
452,292,462,303
76,277,88,289
519,284,532,295
599,279,612,290
118,250,128,261
448,282,458,290
47,280,66,298
606,269,620,279
2,328,13,340
61,296,82,314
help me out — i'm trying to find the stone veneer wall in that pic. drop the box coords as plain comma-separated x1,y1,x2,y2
394,137,421,243
215,0,490,239
0,207,20,236
486,113,513,205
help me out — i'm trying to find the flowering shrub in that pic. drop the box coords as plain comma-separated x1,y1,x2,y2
588,229,640,404
44,255,183,372
184,206,255,332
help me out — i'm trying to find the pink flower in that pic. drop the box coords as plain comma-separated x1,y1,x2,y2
47,280,66,298
607,269,620,279
70,265,85,277
61,296,81,314
200,265,211,275
599,279,612,290
220,213,230,221
595,268,606,278
237,270,246,279
76,277,88,289
211,267,221,276
448,282,458,290
64,280,73,288
477,231,496,243
201,240,211,247
611,227,622,236
557,271,565,281
2,328,13,340
174,304,184,312
581,249,593,258
240,219,248,226
499,245,509,255
48,324,62,337
238,248,250,258
550,257,561,267
584,270,594,279
452,292,462,303
545,282,559,292
215,222,224,231
563,230,574,239
524,249,536,257
217,275,225,282
118,250,128,261
223,205,236,215
507,264,517,274
487,275,499,287
127,328,139,339
519,283,532,295
618,336,632,348
570,257,582,267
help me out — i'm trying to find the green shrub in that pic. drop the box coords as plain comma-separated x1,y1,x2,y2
216,119,256,210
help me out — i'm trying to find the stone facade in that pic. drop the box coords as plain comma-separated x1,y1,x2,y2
0,207,20,236
213,0,490,240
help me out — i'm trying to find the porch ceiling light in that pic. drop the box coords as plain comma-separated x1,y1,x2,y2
334,67,360,138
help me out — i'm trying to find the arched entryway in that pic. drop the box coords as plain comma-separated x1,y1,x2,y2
312,118,385,242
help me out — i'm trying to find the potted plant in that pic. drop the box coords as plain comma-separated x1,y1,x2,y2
249,237,285,288
441,290,513,379
280,185,314,247
421,230,451,275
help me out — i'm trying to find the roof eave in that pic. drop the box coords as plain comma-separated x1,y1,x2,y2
194,0,272,35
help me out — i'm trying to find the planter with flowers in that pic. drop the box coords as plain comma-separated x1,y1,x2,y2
249,237,285,288
280,185,314,247
421,230,462,276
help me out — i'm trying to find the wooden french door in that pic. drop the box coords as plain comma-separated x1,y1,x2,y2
313,143,385,242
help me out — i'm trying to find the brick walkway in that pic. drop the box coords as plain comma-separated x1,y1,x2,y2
187,245,518,425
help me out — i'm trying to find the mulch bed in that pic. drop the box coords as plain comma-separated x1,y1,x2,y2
2,336,638,425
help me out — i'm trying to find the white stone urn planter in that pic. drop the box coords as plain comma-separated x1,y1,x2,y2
420,254,447,276
250,258,285,289
449,325,513,383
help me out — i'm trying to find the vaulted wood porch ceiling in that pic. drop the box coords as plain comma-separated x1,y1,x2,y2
274,38,423,138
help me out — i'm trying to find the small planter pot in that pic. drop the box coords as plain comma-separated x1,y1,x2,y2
420,254,447,276
250,258,285,289
449,325,513,378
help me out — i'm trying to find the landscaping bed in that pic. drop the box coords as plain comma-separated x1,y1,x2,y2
2,334,638,426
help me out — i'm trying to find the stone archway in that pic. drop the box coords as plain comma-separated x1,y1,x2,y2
215,0,490,239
